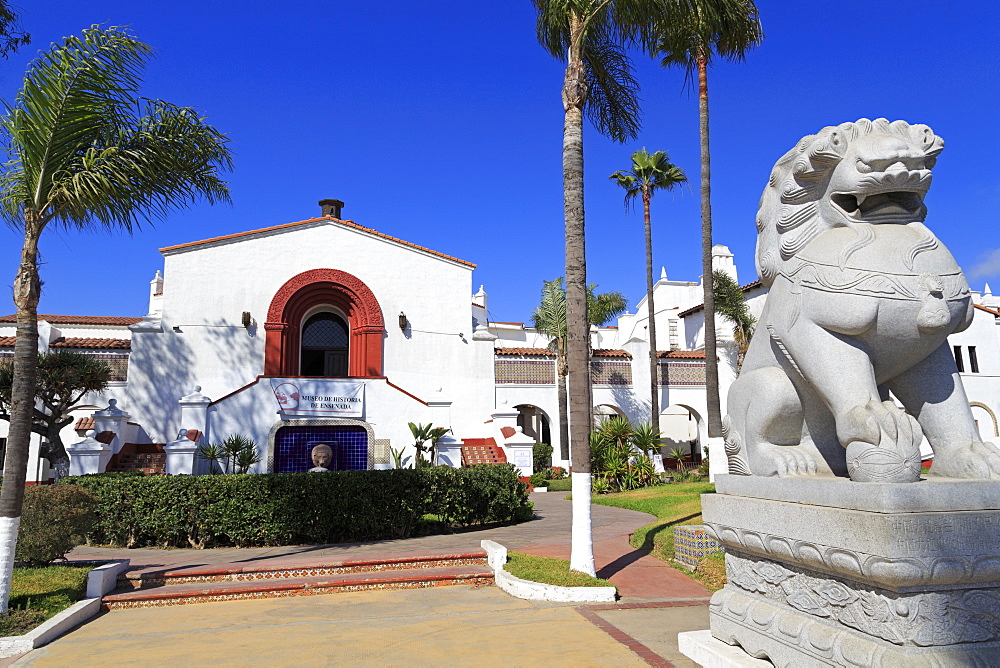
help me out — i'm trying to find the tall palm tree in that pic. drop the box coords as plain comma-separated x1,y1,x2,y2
712,269,755,371
0,26,232,612
533,278,628,469
609,149,686,436
652,1,762,437
533,0,648,577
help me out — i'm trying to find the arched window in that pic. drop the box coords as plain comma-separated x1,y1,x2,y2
301,313,349,377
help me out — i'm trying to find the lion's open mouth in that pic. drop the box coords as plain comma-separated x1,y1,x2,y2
831,190,924,221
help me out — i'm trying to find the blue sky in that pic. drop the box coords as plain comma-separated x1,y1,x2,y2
1,1,998,323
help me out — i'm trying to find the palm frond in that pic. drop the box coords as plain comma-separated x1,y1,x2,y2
0,26,232,230
587,284,627,325
532,277,568,340
582,35,641,142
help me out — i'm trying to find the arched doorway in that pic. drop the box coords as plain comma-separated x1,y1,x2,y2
661,404,702,460
300,312,349,377
264,268,384,377
592,404,624,428
515,403,551,445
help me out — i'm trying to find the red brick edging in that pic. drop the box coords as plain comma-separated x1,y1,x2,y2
575,599,710,667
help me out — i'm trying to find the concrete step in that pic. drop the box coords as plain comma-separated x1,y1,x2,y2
104,553,493,609
115,551,488,589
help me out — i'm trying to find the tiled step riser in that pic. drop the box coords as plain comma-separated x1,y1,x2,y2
117,557,488,590
104,575,494,609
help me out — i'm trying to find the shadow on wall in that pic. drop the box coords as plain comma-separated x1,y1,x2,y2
129,315,261,444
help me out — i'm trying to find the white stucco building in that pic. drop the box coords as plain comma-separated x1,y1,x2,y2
2,200,999,481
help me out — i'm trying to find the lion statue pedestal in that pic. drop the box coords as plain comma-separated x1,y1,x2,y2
680,119,1000,667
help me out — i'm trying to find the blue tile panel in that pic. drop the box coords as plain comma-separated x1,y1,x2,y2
275,425,369,473
673,525,723,568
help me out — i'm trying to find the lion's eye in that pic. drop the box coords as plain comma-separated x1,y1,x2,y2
856,159,873,174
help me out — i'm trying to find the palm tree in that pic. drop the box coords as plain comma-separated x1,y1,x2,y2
533,0,650,578
712,269,755,370
609,149,686,437
0,26,232,612
652,1,762,437
532,278,628,470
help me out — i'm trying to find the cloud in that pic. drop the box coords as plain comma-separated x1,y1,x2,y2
969,248,1000,280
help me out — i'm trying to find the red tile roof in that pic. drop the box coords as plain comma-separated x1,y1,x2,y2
678,280,764,318
495,347,554,357
592,349,630,358
50,337,131,350
974,304,1000,317
74,417,95,431
0,337,12,347
659,350,707,359
159,217,477,268
500,426,517,438
0,314,142,326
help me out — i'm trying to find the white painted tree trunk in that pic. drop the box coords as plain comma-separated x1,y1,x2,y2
0,516,20,613
569,471,596,576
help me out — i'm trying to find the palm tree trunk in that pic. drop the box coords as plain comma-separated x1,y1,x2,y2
0,212,44,612
643,191,660,437
564,10,595,578
697,52,722,438
556,348,570,464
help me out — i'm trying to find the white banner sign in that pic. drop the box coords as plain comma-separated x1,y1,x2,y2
270,379,365,417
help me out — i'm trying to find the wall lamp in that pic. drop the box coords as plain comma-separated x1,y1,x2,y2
398,312,408,331
242,311,252,328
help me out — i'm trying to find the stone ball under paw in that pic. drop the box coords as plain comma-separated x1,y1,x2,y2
846,441,922,483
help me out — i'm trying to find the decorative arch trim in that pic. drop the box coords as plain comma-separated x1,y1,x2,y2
970,402,999,437
264,268,384,377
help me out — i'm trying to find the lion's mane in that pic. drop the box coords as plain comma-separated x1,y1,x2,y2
754,118,945,288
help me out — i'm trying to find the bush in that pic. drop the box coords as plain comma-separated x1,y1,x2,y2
62,465,532,548
529,471,548,488
532,443,553,472
16,485,98,565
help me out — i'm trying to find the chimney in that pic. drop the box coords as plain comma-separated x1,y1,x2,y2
319,199,344,219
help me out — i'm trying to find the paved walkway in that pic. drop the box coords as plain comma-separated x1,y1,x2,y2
23,492,712,666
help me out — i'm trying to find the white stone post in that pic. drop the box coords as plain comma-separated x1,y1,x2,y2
92,398,130,455
65,430,112,476
179,386,211,436
503,427,536,477
164,429,201,475
434,433,463,467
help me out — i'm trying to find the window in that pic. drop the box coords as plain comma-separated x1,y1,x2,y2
300,313,349,377
969,346,980,373
954,345,965,372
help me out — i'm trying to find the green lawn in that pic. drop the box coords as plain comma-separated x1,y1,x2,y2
0,565,91,636
591,482,724,590
504,551,615,589
544,478,572,492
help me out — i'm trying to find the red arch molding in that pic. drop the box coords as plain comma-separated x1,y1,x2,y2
264,268,385,377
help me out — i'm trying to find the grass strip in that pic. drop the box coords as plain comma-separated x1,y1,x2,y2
545,478,572,492
504,551,615,589
0,565,91,636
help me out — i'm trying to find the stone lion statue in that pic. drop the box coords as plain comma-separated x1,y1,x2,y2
724,118,1000,482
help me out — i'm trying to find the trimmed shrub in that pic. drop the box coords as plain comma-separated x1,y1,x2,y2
532,443,553,471
16,485,98,565
62,465,532,548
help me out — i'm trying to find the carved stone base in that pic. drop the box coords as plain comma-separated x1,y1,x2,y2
702,475,1000,667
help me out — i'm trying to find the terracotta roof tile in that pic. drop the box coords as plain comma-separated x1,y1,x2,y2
495,347,554,357
74,417,95,431
658,350,707,359
159,217,476,268
50,337,131,350
974,304,1000,317
0,314,142,326
500,426,516,438
592,349,630,358
678,280,764,317
0,337,13,347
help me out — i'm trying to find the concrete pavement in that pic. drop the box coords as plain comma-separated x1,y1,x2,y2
23,492,713,666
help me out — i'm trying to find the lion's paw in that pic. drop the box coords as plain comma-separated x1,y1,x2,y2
750,444,818,477
929,441,1000,480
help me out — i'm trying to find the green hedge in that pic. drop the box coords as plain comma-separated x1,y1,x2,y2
62,464,532,549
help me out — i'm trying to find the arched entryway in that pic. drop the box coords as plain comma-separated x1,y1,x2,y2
661,404,702,460
264,268,384,377
514,403,551,445
592,404,624,428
